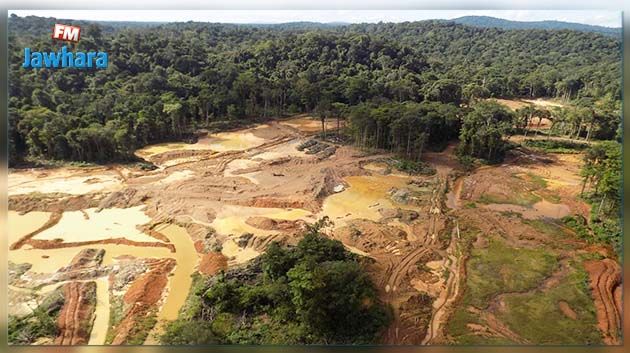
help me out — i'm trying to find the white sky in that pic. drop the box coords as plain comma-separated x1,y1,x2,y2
9,10,622,28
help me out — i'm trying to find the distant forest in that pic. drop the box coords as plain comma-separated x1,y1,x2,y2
450,16,621,37
8,15,621,165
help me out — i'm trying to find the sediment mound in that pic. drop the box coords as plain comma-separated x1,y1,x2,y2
26,237,175,253
334,219,408,254
245,216,305,232
239,197,317,212
9,194,101,214
55,281,97,345
109,258,176,345
199,252,228,276
584,259,621,345
97,188,148,210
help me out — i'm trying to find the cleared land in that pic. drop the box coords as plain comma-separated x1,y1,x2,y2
7,115,619,345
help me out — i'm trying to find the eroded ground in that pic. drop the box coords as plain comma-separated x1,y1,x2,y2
7,115,620,345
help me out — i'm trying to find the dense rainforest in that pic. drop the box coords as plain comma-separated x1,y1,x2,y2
6,15,624,342
160,219,390,344
8,15,620,166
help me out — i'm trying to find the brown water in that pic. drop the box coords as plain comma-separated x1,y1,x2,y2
198,130,267,152
32,206,157,243
320,174,409,225
134,142,213,159
152,223,199,322
9,212,198,346
88,277,110,345
144,223,198,344
7,211,50,246
221,239,261,265
135,127,267,160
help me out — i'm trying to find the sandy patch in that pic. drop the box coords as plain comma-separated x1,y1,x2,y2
224,159,261,184
9,169,122,196
156,170,195,185
279,116,337,133
221,239,260,265
211,205,312,237
252,140,307,160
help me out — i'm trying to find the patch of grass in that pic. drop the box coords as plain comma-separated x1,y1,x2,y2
104,297,124,344
500,210,522,218
8,287,64,345
523,139,588,154
478,191,541,207
497,261,601,344
523,219,566,238
562,215,591,240
177,273,208,321
447,237,558,344
464,202,477,209
544,193,562,203
389,158,436,176
464,237,557,309
525,173,548,188
125,310,158,345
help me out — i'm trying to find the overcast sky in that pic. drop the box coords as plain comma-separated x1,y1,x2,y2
9,10,622,28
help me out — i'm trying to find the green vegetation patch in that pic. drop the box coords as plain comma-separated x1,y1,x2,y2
104,296,124,344
478,191,541,207
8,286,64,345
523,139,588,154
497,261,601,344
464,237,557,309
447,236,558,344
523,219,578,246
561,215,591,240
521,172,548,188
160,219,391,345
125,310,158,345
389,158,436,175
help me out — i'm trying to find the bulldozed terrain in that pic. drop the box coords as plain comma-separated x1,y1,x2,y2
7,115,621,345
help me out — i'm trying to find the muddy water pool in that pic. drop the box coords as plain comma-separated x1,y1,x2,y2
320,174,410,225
32,206,157,243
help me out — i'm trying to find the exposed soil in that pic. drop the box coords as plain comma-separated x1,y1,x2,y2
199,252,228,276
55,281,97,345
584,259,622,345
558,300,578,320
109,258,176,345
7,116,620,346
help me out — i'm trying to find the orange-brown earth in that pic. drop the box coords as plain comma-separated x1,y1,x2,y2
55,281,97,345
108,258,176,345
7,116,620,346
199,252,228,276
584,259,622,345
